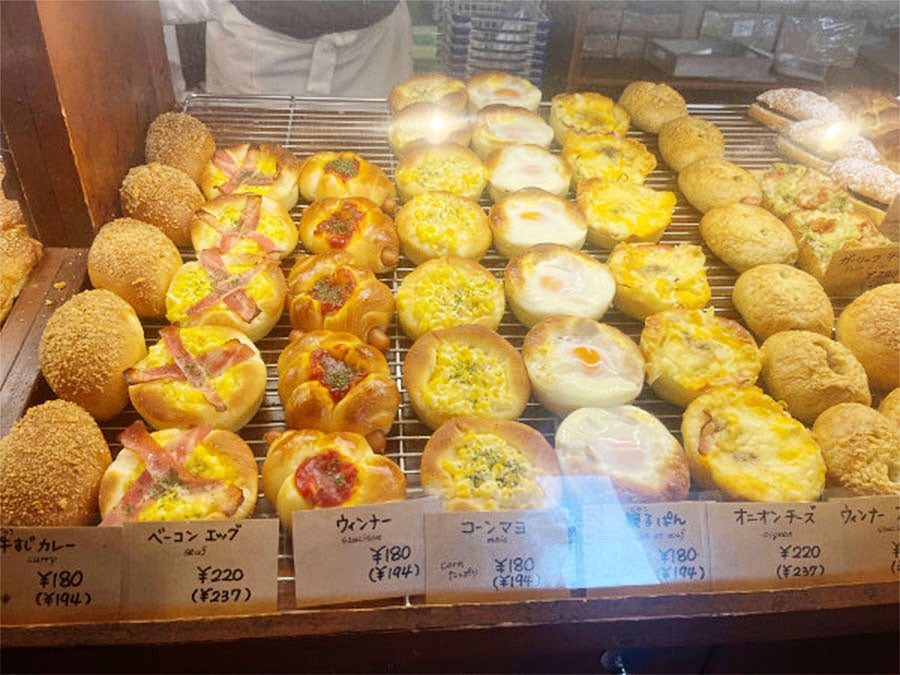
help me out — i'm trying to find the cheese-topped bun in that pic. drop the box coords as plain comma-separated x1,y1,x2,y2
421,416,562,512
165,250,287,342
88,217,183,318
699,202,798,272
395,190,491,264
119,162,205,247
756,161,850,220
403,324,531,431
98,421,258,525
0,399,111,527
144,111,216,184
607,242,711,320
485,143,572,202
732,264,834,341
657,115,726,173
677,157,762,214
836,283,900,392
504,243,615,328
522,315,645,416
776,119,884,174
395,142,487,202
389,72,468,114
576,177,676,249
682,385,826,502
285,251,395,352
760,330,870,425
396,256,505,340
562,133,657,188
828,157,900,224
262,428,406,530
126,324,267,431
640,308,761,408
470,104,554,159
298,151,397,213
617,81,688,134
878,388,900,428
466,71,542,113
748,87,848,132
388,102,472,158
200,142,301,211
298,196,400,273
489,187,587,257
555,406,689,503
277,329,399,452
191,193,298,260
812,403,900,496
39,289,147,421
549,92,630,144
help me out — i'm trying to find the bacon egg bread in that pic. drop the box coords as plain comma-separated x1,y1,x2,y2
200,142,302,210
298,151,397,213
190,193,298,260
394,190,492,264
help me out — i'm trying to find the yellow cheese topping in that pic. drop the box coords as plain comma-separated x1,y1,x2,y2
166,260,276,325
422,342,512,417
580,181,675,239
611,244,711,310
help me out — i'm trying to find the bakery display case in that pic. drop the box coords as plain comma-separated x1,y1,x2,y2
1,2,898,672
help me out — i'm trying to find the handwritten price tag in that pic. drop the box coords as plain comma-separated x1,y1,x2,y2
831,495,900,582
121,519,279,619
291,498,437,607
0,527,122,624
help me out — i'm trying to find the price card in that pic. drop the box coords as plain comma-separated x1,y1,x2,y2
424,509,572,603
707,501,841,590
291,498,437,607
823,246,899,296
0,527,122,624
831,495,900,582
582,501,710,596
121,519,279,619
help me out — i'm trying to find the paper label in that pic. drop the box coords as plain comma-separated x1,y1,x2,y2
0,527,122,624
731,19,756,38
830,496,900,582
823,246,899,296
424,509,572,603
291,498,437,607
707,501,840,590
582,501,710,595
121,519,279,619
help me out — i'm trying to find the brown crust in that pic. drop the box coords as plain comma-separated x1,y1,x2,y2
388,73,468,114
394,190,491,264
617,81,688,134
298,151,396,212
747,101,794,132
200,143,301,211
677,157,762,214
145,111,216,184
549,92,630,145
0,399,111,526
774,135,833,174
394,142,487,203
119,163,205,247
657,115,725,172
836,283,900,392
190,194,298,260
877,387,900,427
699,202,798,272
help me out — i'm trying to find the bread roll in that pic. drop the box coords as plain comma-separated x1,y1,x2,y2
485,143,572,202
617,81,688,134
0,224,43,324
470,104,553,159
395,190,491,264
549,92,630,144
748,88,848,131
88,217,183,318
119,162,205,247
489,188,587,257
657,115,725,172
191,193,298,260
777,119,884,174
420,416,561,512
836,283,900,391
39,289,147,421
677,157,762,214
0,399,111,526
144,111,216,184
395,142,488,203
389,73,467,114
298,151,396,213
466,70,542,113
576,177,676,249
877,388,900,427
699,202,798,272
828,158,900,224
562,133,656,187
388,102,472,157
201,142,302,211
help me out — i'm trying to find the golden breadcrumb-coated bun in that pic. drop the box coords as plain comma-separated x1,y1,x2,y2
485,143,572,201
466,70,542,113
421,416,561,512
389,73,468,114
88,217,183,318
395,142,487,202
812,403,899,496
836,283,900,392
0,399,111,526
682,385,826,502
657,115,725,172
144,111,216,184
119,162,205,247
470,104,553,159
699,202,798,272
732,264,834,341
489,188,587,257
617,81,688,134
576,177,676,249
395,190,491,264
388,102,472,157
549,92,630,144
877,388,900,428
760,330,871,424
562,133,657,187
190,193,298,260
678,157,762,214
39,289,147,421
201,142,302,210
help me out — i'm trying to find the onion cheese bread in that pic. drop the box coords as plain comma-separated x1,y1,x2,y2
190,194,298,260
466,71,542,113
677,157,762,214
299,196,399,273
756,162,850,219
298,151,397,213
395,142,488,202
470,104,554,159
200,142,302,210
388,102,472,157
682,385,826,502
120,162,205,247
485,143,572,202
607,242,711,320
165,250,287,342
144,111,216,184
555,405,690,503
576,177,676,249
395,190,491,264
561,133,657,186
420,416,562,512
285,251,395,352
699,202,798,272
389,72,468,114
263,429,406,530
395,256,505,340
748,87,848,131
617,81,688,134
504,243,615,328
489,188,587,257
277,329,399,451
403,324,531,431
657,115,725,172
126,324,267,432
640,308,762,408
522,315,645,416
836,283,900,392
549,92,630,144
99,421,258,526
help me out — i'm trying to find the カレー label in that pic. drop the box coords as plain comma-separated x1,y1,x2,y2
830,495,900,582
